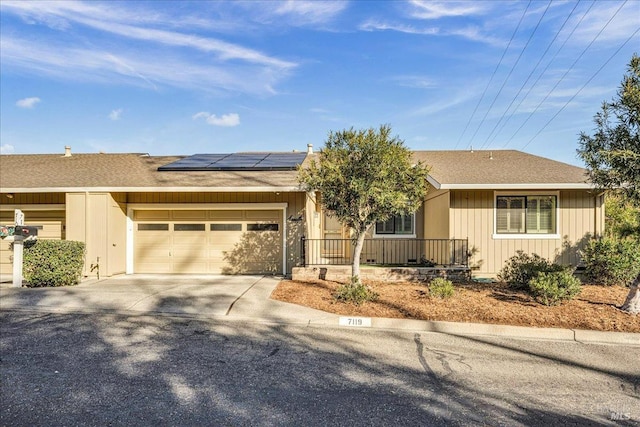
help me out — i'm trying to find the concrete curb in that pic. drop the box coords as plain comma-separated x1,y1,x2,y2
305,315,640,346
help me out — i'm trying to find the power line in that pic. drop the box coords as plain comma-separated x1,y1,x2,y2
452,0,532,149
521,25,640,150
466,0,553,149
503,0,628,148
478,0,582,150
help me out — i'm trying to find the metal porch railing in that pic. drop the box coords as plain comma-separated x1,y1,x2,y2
301,237,469,267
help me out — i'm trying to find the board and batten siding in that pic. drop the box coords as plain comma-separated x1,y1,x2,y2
448,190,602,276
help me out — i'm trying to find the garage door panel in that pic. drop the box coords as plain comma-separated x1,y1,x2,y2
172,260,210,274
135,261,172,273
136,234,171,245
135,210,170,220
172,210,206,220
172,234,207,245
134,209,282,274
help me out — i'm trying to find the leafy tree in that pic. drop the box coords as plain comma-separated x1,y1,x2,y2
577,53,640,313
604,194,640,240
299,125,430,297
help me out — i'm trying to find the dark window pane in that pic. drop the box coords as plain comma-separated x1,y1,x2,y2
375,218,395,234
138,223,169,231
174,224,205,231
211,223,242,231
247,223,279,231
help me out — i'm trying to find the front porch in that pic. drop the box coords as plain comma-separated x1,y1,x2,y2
296,237,471,282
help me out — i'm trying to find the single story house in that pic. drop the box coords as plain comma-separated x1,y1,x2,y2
0,147,602,278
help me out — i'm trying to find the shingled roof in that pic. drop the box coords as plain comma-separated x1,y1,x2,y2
0,149,591,192
0,153,303,192
412,150,590,189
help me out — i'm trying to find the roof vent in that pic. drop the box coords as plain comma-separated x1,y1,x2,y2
489,151,493,160
64,146,72,157
307,144,313,154
470,145,474,153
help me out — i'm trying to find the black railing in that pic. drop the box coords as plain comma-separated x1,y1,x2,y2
301,237,469,267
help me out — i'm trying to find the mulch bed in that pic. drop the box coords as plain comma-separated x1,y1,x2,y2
271,280,640,332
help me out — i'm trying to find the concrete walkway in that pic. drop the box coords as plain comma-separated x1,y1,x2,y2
1,274,638,346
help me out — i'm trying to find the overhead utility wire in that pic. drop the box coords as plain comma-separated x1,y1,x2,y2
521,25,640,150
466,0,553,150
452,0,532,149
503,0,627,148
492,0,595,149
478,0,581,150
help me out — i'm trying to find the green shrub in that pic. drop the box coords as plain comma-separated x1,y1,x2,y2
528,270,582,306
334,276,378,305
581,238,640,286
498,251,565,290
428,277,455,299
23,240,86,287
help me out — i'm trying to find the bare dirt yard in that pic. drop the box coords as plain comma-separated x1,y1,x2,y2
271,279,640,332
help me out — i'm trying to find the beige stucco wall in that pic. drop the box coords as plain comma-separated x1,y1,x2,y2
447,189,600,276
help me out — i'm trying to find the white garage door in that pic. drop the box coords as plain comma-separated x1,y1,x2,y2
134,209,282,274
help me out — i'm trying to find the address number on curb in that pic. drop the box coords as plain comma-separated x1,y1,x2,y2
339,317,372,327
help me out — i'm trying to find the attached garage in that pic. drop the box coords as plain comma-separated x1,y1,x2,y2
133,208,283,274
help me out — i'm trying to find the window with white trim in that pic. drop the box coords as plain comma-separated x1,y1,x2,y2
496,195,557,235
375,214,414,236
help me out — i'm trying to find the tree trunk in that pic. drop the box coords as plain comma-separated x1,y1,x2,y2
351,231,367,282
621,273,640,314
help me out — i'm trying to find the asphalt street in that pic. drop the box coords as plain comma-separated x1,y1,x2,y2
1,310,638,426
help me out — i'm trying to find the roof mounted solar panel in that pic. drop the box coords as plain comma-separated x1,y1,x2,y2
158,152,307,171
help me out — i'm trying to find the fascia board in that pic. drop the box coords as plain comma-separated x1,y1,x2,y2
426,176,442,190
0,186,303,193
439,183,594,190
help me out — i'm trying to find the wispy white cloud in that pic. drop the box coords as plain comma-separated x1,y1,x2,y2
391,75,437,89
410,88,478,117
16,97,41,108
0,144,15,154
1,37,283,95
273,1,348,25
562,1,640,45
193,112,240,127
0,1,297,94
109,109,123,120
359,20,503,46
408,0,487,20
360,20,438,35
2,1,294,68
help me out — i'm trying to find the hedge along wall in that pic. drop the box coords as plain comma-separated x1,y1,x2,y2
23,240,86,287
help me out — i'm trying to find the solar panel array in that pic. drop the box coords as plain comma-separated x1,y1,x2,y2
158,152,307,171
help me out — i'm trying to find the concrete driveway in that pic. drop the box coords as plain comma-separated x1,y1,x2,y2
0,274,336,324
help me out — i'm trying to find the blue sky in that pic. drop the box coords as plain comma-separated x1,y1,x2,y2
1,0,638,166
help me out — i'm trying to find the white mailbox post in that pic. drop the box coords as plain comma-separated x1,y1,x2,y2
12,209,24,288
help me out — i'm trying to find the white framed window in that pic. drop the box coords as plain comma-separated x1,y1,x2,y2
494,192,559,239
374,214,415,238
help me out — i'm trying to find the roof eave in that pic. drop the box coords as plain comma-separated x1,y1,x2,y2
439,183,595,190
0,186,303,193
